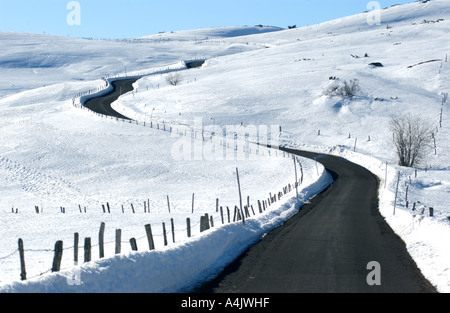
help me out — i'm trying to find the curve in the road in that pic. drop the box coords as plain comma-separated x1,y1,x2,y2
81,78,437,293
196,149,436,293
83,78,139,120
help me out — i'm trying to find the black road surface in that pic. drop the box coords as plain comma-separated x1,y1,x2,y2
85,78,436,293
195,149,436,293
83,78,139,120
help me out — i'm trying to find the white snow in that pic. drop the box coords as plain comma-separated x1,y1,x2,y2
1,1,450,293
0,171,332,293
140,25,284,41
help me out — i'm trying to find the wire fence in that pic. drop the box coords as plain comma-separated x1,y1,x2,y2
2,161,305,284
3,55,447,285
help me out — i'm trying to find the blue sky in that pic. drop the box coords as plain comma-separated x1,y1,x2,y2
0,0,415,38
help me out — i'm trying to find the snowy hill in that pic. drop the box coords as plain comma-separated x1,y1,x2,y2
0,28,271,97
1,0,449,292
141,25,284,41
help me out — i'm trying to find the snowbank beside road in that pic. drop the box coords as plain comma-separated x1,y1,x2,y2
0,166,332,293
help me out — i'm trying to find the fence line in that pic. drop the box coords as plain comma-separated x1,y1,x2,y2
71,61,294,163
6,55,448,284
4,143,444,283
4,133,444,282
4,155,309,283
72,61,190,109
74,85,448,173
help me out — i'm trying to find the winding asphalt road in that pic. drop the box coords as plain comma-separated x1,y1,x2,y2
83,79,436,293
197,149,436,293
84,78,139,120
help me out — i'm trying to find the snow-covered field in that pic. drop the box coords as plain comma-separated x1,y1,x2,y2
1,1,449,292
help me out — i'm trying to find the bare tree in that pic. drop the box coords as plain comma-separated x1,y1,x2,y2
166,72,182,86
389,114,433,167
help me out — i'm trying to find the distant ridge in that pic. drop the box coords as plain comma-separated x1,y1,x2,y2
140,25,284,40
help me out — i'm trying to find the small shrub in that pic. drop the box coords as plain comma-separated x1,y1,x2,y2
323,79,361,98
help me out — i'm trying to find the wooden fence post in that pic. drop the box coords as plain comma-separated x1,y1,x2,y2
130,238,138,251
167,195,171,213
201,215,206,231
244,205,250,218
163,223,168,246
115,229,122,254
236,206,242,221
192,193,195,213
145,224,155,250
171,218,175,243
52,241,63,272
393,173,400,215
405,185,409,208
84,237,91,263
236,168,245,226
18,238,26,281
186,218,191,238
99,222,105,259
74,232,79,264
200,214,211,232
